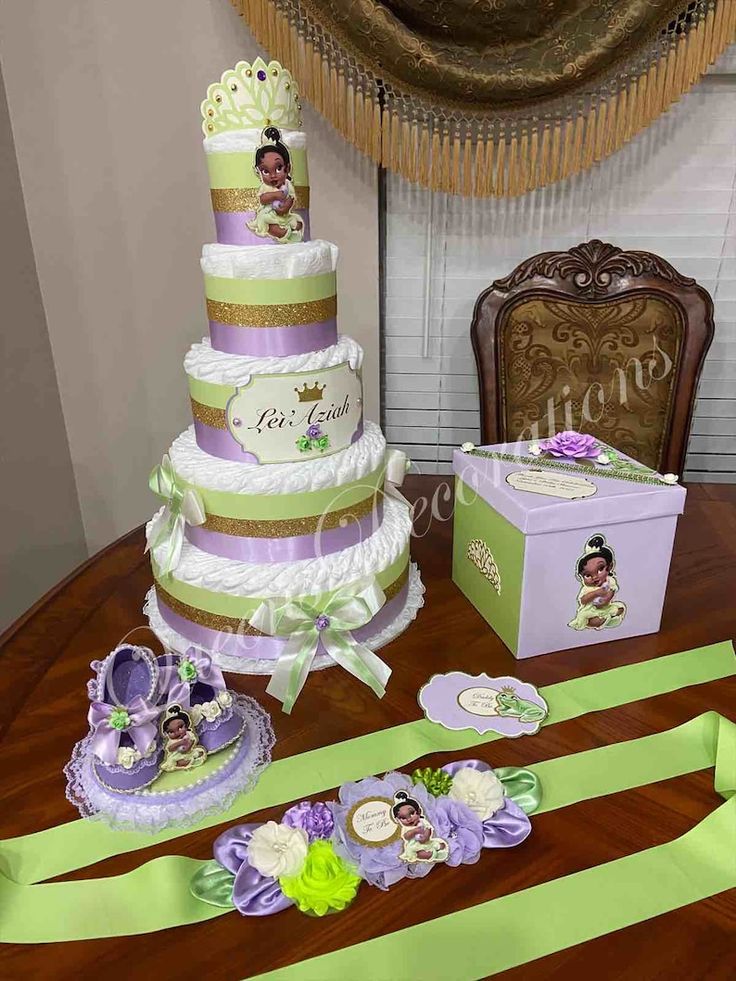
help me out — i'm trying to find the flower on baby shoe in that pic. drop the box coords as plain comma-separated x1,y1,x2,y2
283,801,335,842
200,700,222,722
178,658,198,683
448,767,505,820
217,690,233,708
247,821,309,878
109,707,130,731
116,746,140,769
279,840,361,916
189,705,203,725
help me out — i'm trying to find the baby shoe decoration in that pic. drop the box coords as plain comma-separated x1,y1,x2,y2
190,758,540,918
65,642,274,833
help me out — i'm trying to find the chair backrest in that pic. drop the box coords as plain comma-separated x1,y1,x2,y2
470,240,714,475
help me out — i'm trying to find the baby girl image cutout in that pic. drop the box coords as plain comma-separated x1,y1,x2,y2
160,704,208,772
568,534,627,632
248,126,304,243
392,790,449,865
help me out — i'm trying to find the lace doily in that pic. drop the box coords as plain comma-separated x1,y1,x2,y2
63,693,274,834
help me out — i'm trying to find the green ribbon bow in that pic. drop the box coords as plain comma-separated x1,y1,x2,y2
146,454,206,576
411,767,454,797
249,577,392,714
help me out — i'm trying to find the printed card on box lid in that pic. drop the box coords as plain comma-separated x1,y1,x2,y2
452,435,686,659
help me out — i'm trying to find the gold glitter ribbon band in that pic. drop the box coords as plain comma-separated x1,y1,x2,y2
155,562,410,635
202,492,381,538
211,186,310,212
207,295,337,328
190,399,227,430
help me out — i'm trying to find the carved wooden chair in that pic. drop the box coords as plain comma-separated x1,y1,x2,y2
470,240,714,475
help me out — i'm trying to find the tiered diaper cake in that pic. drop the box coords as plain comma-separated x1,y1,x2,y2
144,59,423,712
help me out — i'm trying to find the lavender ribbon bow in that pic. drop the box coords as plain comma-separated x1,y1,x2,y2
165,648,226,708
87,696,160,765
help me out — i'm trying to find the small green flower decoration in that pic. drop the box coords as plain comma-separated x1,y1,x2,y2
178,659,198,683
296,435,312,453
279,840,361,917
412,766,453,797
109,707,130,731
316,434,330,452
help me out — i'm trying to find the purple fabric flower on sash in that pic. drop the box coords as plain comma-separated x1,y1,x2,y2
213,824,294,916
432,797,485,866
283,801,335,841
331,773,440,891
442,759,532,848
87,696,159,765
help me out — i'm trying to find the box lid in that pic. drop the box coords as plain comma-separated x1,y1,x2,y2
453,441,686,535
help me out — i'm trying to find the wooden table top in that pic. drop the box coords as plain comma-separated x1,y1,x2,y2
1,476,735,980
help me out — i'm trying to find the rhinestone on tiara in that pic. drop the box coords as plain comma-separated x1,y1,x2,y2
201,58,302,136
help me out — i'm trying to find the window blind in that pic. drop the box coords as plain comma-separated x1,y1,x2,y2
382,54,736,481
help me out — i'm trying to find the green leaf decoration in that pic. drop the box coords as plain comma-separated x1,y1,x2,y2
189,859,237,908
495,766,542,815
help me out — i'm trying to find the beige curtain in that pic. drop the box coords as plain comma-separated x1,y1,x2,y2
233,0,736,196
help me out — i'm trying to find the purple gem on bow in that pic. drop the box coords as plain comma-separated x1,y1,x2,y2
314,614,331,632
213,824,293,916
282,801,335,842
306,423,323,440
257,70,267,81
539,431,600,460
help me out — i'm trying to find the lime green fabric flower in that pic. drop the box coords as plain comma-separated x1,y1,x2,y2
412,766,453,797
178,659,198,683
296,435,312,452
279,840,361,916
316,435,330,452
109,707,130,731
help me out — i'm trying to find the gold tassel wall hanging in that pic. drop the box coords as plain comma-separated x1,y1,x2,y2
232,0,736,197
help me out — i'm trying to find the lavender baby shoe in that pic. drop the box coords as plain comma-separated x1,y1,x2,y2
157,648,245,754
87,645,163,792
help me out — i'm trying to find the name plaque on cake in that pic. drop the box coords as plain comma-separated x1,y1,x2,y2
225,360,362,464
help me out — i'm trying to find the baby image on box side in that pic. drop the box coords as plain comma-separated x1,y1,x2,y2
568,534,627,631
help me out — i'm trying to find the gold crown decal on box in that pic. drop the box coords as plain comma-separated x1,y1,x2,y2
201,59,302,136
295,382,325,403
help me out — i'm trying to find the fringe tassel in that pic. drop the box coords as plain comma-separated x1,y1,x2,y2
232,0,735,198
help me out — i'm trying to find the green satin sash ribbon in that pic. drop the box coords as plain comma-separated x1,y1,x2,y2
0,642,732,894
253,711,736,981
0,711,733,945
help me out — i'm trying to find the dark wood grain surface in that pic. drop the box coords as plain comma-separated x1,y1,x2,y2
1,476,735,981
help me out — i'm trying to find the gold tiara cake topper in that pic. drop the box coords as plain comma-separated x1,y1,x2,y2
201,58,302,136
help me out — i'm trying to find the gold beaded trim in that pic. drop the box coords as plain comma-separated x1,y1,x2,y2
206,295,337,328
190,398,227,430
155,560,410,634
211,186,310,212
203,492,381,537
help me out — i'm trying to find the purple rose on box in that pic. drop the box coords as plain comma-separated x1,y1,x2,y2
432,797,484,867
283,801,335,842
330,773,440,890
306,423,323,440
539,430,600,460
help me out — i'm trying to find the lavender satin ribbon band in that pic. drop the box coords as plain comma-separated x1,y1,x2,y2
214,210,311,247
193,419,365,463
209,318,337,357
157,581,408,663
185,501,382,563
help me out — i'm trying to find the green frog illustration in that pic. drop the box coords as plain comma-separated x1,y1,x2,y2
495,689,546,724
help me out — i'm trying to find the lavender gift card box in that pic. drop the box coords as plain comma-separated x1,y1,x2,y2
452,442,686,659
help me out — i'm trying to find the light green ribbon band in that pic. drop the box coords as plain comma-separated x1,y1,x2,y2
206,149,309,189
204,271,335,305
173,461,385,522
0,641,732,895
152,550,409,621
0,711,733,944
253,712,736,981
